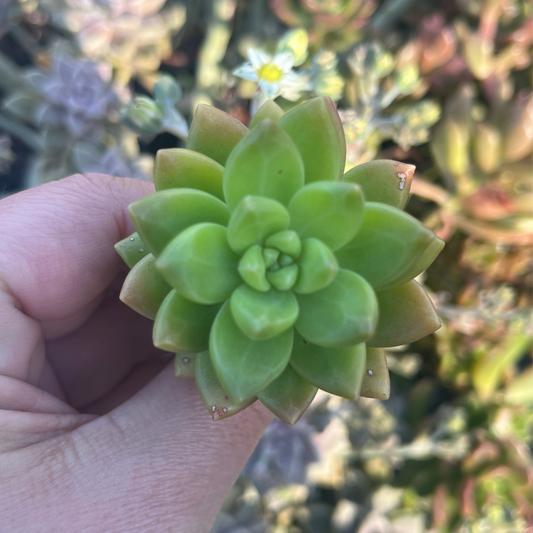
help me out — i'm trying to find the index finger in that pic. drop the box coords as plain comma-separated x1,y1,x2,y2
0,173,153,381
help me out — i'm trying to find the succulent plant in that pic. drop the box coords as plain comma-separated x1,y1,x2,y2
115,96,443,424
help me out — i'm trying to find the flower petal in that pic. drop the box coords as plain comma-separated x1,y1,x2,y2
258,365,317,425
156,223,241,305
223,120,305,210
230,284,299,340
129,189,230,256
247,48,270,69
187,104,249,166
295,269,378,348
233,62,259,81
153,148,224,200
278,97,346,183
195,351,257,421
335,202,444,291
153,290,221,353
368,280,441,347
291,333,366,400
288,181,364,250
210,302,294,402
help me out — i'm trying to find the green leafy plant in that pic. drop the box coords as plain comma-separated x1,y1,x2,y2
115,96,444,424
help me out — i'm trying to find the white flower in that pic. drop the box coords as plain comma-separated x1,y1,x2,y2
233,47,310,101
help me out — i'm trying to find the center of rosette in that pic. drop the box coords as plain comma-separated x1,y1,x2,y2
238,230,302,292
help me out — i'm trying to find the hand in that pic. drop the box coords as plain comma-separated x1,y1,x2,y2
0,174,273,533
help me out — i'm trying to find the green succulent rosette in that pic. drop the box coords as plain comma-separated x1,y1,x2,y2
115,97,444,424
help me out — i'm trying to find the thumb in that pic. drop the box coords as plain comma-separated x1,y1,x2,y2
13,363,273,533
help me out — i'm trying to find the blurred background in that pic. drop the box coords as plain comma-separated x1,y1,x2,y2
0,0,532,531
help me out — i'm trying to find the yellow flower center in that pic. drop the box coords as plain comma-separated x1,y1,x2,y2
257,63,283,83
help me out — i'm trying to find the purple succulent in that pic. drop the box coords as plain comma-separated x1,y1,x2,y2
75,145,150,181
243,419,318,493
36,54,119,139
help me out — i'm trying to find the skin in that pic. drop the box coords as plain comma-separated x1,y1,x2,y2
0,174,273,533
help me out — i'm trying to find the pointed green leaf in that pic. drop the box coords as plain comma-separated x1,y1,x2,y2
342,159,415,210
288,181,364,251
258,365,317,425
263,247,280,268
187,104,249,166
230,285,299,340
195,351,257,420
387,237,445,289
278,97,346,183
153,290,220,353
295,269,378,348
264,230,302,258
266,264,299,291
157,223,241,305
119,254,172,320
238,244,270,292
360,348,390,400
279,253,294,267
504,366,533,405
368,281,441,348
227,196,290,254
175,353,198,378
294,238,338,294
129,189,230,256
291,333,366,400
472,335,532,401
249,99,285,129
115,232,149,268
223,120,305,210
154,148,224,200
336,203,444,291
210,302,294,402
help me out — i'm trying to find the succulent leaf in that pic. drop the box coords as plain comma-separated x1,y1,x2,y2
175,353,198,378
295,269,378,348
119,254,172,320
115,232,149,268
278,97,346,183
288,181,364,251
153,290,221,353
263,247,281,268
360,348,390,400
210,302,294,403
154,148,224,200
368,281,441,348
227,196,290,254
266,264,299,291
342,159,415,210
129,189,230,256
264,230,302,258
336,202,443,291
291,334,366,400
238,245,270,292
156,223,241,305
294,238,338,294
249,100,285,129
187,104,249,166
258,365,317,425
195,351,257,420
223,120,305,210
230,285,299,340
